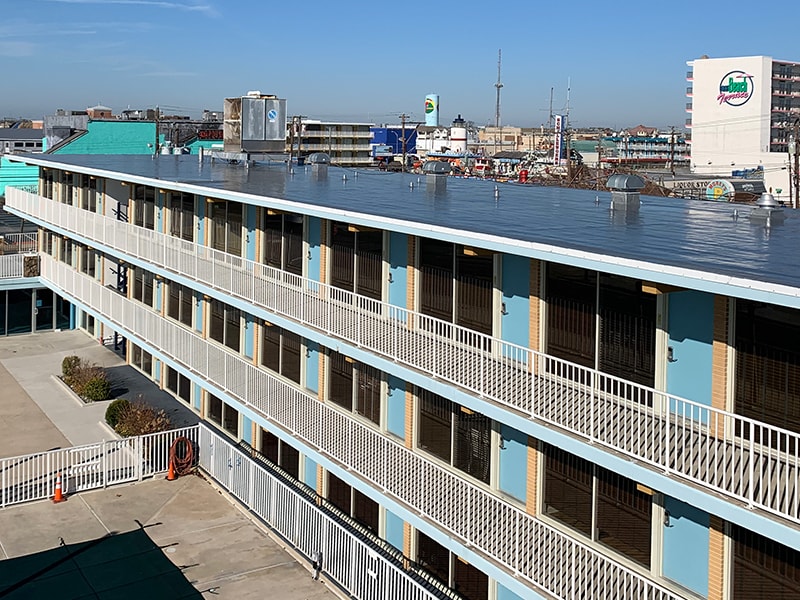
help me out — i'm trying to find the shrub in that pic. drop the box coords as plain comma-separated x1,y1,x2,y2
115,401,172,437
105,398,131,428
61,355,81,384
82,376,111,402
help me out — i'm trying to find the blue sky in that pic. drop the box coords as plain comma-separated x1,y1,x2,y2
2,0,799,129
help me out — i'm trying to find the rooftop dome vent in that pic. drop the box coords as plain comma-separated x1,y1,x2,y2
606,174,645,212
749,191,785,226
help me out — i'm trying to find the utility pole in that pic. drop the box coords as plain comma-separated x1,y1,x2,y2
668,126,676,176
596,132,603,190
399,113,409,172
794,119,800,208
288,115,306,165
494,49,503,156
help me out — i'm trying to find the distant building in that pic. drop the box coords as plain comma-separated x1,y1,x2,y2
602,127,689,169
296,120,373,167
686,54,800,202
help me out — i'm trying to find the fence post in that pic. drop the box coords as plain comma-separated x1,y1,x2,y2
102,439,107,489
136,435,143,481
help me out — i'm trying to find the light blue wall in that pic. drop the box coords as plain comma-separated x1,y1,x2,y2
500,254,530,349
156,190,165,233
307,216,321,282
497,583,526,600
498,424,527,501
305,341,320,394
154,280,163,312
52,121,157,155
385,509,404,552
196,195,206,246
388,232,408,310
667,291,714,417
193,385,202,411
244,314,255,359
194,291,203,333
662,496,710,596
245,205,257,261
387,374,406,440
303,456,318,489
241,415,253,444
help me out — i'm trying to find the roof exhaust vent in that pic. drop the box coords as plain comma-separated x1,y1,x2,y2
606,174,645,212
307,152,330,180
749,191,785,226
422,160,451,193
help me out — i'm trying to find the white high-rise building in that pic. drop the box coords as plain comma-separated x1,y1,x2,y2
686,55,800,203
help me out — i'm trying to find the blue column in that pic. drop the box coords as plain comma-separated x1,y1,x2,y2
241,416,253,444
501,254,530,351
245,205,257,261
662,496,710,596
243,314,255,359
388,232,408,311
498,424,527,502
156,190,165,233
307,216,321,282
385,509,404,552
305,341,320,394
303,457,318,489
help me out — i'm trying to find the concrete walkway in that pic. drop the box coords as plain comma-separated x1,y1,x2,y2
0,329,198,455
0,329,342,599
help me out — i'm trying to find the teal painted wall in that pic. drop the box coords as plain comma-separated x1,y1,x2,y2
388,232,408,310
501,254,529,349
387,374,406,440
498,423,527,501
385,509,404,552
52,121,157,155
667,290,714,421
0,157,39,196
307,216,321,282
662,496,710,596
305,341,319,393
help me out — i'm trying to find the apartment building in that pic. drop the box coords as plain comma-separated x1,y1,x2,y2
686,54,800,202
2,153,799,600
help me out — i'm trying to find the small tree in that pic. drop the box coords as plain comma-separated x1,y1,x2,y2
114,401,172,437
61,355,82,387
82,376,111,402
105,398,131,428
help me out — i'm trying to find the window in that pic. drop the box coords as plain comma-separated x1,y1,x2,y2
735,300,800,441
207,393,239,436
417,390,491,484
132,184,156,230
330,222,383,301
60,237,74,266
80,175,98,212
732,525,800,599
168,191,194,241
416,531,488,600
326,472,379,533
328,351,381,426
130,343,153,376
259,428,300,479
167,282,193,327
131,266,154,307
208,299,240,352
165,365,192,404
542,443,652,567
261,322,301,384
262,212,303,275
210,200,243,256
79,246,97,278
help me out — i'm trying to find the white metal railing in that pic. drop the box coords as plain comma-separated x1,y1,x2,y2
0,254,25,279
198,425,452,600
0,426,199,508
43,256,681,600
7,187,800,525
0,232,38,254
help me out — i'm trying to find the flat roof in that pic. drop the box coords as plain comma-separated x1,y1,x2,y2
12,153,800,307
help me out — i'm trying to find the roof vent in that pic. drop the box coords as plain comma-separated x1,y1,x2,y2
749,191,785,226
606,174,645,212
423,160,450,193
307,152,331,165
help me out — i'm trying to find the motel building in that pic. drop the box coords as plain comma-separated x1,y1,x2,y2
1,152,799,600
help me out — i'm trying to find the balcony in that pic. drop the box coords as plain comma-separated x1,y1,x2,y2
5,187,800,529
40,255,683,600
0,233,38,279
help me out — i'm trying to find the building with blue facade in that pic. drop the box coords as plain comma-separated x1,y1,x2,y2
2,152,799,600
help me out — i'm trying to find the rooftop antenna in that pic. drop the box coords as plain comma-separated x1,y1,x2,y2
494,49,503,155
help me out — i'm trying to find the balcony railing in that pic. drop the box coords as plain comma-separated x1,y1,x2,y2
41,255,681,600
0,233,38,279
6,187,800,527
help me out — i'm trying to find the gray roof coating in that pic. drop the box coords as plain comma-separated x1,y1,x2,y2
12,153,800,307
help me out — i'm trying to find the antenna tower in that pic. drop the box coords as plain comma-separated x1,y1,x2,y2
494,49,503,154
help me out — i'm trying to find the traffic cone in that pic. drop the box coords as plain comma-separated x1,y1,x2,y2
166,458,176,481
52,472,66,503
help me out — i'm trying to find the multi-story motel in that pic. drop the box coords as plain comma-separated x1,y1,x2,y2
686,55,800,204
2,153,799,600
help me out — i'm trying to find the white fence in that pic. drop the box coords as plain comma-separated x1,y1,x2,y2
0,426,198,508
41,255,682,600
6,186,800,526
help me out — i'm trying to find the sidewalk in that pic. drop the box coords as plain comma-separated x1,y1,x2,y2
0,329,198,456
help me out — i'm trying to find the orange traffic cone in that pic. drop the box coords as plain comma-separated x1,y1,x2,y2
52,472,66,503
166,458,176,481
